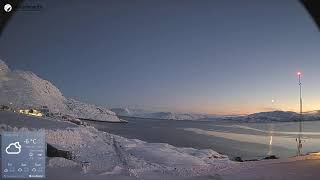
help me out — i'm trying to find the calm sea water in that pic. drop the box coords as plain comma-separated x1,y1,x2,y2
85,117,320,160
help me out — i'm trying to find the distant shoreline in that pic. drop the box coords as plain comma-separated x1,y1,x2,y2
79,118,128,123
118,115,320,123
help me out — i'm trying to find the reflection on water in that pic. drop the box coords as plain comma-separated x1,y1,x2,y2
268,124,273,156
296,120,303,156
212,124,320,135
183,128,298,149
268,135,273,155
184,121,320,157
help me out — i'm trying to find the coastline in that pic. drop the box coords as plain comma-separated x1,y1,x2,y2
2,110,320,179
0,111,232,178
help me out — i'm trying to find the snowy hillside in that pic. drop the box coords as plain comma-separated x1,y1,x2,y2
0,60,122,122
66,99,121,122
0,60,68,113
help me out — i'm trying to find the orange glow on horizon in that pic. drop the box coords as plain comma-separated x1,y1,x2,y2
191,103,320,116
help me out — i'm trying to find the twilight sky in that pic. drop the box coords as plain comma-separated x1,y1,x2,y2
1,0,320,115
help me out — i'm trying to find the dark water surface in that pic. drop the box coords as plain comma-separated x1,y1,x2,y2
85,117,320,160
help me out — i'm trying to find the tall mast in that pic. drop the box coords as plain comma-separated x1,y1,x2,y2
297,72,302,156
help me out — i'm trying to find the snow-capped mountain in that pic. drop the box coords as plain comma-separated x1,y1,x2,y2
247,111,300,121
110,107,143,117
111,107,213,120
225,110,320,122
147,112,208,120
0,60,122,122
110,108,130,116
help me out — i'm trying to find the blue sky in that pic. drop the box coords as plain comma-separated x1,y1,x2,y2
1,0,320,114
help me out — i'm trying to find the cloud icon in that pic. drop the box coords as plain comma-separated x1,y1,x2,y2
5,142,21,155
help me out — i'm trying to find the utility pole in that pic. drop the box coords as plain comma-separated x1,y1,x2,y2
297,72,303,156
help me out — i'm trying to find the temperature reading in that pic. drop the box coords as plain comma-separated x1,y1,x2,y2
24,139,37,145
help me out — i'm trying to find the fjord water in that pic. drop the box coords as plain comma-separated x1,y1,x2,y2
87,117,320,160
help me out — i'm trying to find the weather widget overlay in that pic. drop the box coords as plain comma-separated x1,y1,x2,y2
1,131,45,178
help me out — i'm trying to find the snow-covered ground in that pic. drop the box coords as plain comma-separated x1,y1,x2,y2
0,60,123,122
0,111,232,179
2,111,320,180
218,153,320,180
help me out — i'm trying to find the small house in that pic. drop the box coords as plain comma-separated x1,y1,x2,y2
18,109,43,117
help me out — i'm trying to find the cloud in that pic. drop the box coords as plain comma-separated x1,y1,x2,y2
5,142,21,155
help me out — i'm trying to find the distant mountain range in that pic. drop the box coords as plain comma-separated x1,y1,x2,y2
110,107,220,120
229,110,320,122
111,108,320,122
226,111,300,122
